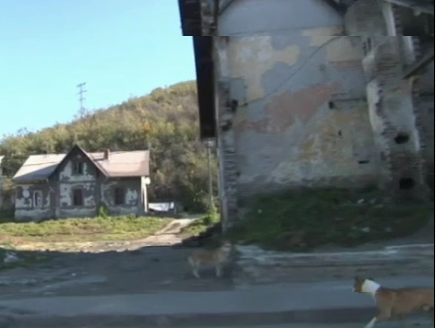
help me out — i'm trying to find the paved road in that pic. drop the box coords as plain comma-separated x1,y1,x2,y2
196,325,431,328
133,323,431,328
8,317,434,327
49,322,433,328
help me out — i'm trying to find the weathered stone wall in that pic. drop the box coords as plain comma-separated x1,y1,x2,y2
417,62,434,170
346,1,432,198
214,37,239,230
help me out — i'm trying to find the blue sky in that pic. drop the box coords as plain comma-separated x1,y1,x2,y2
0,0,196,137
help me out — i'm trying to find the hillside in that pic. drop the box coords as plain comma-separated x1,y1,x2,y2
0,81,217,212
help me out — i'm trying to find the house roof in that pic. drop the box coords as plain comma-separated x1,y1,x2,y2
178,0,216,140
88,151,150,178
12,148,150,183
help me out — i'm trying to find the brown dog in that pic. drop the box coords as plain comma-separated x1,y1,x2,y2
353,277,434,327
187,241,232,278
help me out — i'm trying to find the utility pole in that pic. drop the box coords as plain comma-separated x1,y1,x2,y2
205,139,215,211
77,82,87,115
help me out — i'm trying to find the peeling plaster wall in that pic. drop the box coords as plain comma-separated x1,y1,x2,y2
210,0,433,205
59,156,97,182
15,182,52,221
215,0,378,199
100,177,145,216
57,154,98,218
58,182,97,218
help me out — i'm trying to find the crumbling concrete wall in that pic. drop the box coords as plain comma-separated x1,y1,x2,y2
215,0,378,202
418,62,435,169
207,0,433,225
345,0,432,199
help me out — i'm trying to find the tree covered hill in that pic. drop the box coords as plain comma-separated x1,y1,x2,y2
0,81,217,211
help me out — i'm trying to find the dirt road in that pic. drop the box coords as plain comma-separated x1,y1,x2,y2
0,218,233,298
0,219,434,299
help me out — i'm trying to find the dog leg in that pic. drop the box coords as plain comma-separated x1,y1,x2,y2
364,317,377,328
365,310,391,328
215,264,222,277
422,305,434,322
192,266,201,278
396,314,406,328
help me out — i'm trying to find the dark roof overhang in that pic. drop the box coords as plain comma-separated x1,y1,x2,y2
178,0,216,139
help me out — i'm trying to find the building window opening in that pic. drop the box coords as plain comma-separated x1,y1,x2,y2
399,178,415,190
72,161,84,175
394,133,410,144
114,188,125,205
33,190,43,208
72,189,84,206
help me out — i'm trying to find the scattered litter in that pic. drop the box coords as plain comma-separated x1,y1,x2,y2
3,252,20,264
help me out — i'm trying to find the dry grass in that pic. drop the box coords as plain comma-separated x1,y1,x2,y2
0,215,171,243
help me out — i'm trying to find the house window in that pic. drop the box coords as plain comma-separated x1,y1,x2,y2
72,189,84,206
72,161,84,175
114,187,125,205
33,190,43,208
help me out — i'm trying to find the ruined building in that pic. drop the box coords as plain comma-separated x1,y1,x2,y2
178,0,435,228
13,145,150,221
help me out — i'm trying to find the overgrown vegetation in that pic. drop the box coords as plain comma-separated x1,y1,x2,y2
0,81,218,212
0,216,170,243
181,204,220,237
226,188,434,251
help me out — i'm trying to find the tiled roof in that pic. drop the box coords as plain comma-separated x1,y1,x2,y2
13,150,149,182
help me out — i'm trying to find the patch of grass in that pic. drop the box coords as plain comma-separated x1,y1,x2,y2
0,216,171,243
180,207,220,237
226,188,434,251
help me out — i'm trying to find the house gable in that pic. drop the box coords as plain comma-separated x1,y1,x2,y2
49,145,105,182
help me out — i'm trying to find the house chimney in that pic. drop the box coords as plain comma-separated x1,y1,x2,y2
104,149,111,161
